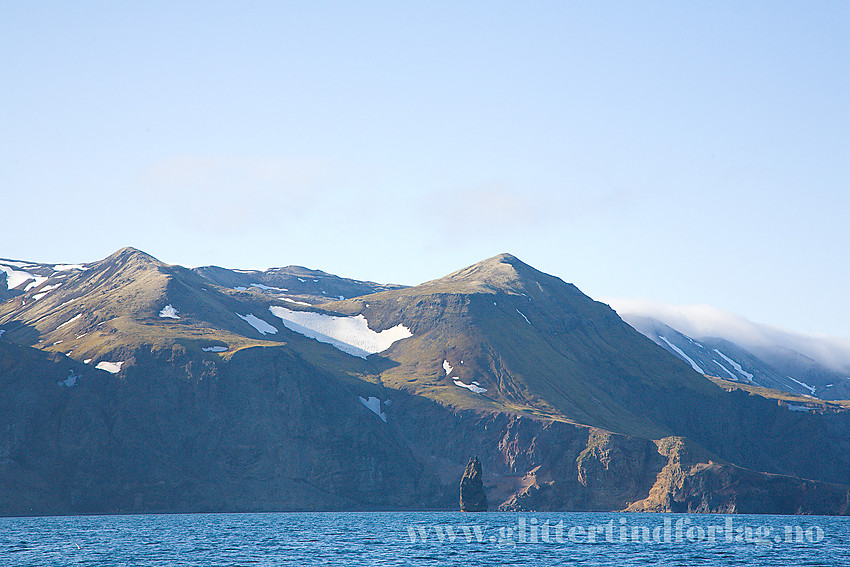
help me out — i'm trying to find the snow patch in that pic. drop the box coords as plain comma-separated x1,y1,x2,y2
516,309,531,325
713,349,753,381
443,360,453,376
83,358,92,364
24,277,48,292
0,330,5,338
453,379,487,394
0,260,36,269
58,370,78,387
250,283,287,292
609,298,850,375
282,298,312,306
159,304,180,319
358,396,387,422
297,278,306,282
788,376,816,396
0,265,38,289
57,314,83,329
712,360,738,380
659,336,704,374
53,264,86,271
236,313,278,336
96,361,123,374
32,283,61,300
233,286,248,291
268,306,412,359
202,346,228,352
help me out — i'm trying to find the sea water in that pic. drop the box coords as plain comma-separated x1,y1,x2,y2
1,512,848,566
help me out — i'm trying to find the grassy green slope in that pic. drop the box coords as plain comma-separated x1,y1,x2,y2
318,253,724,437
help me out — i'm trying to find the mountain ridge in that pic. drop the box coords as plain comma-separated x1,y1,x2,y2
616,309,850,401
2,247,850,515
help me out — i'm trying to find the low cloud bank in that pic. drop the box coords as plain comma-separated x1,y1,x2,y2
606,298,850,373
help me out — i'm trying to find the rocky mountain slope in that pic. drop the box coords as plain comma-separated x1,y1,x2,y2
192,264,404,306
617,312,850,400
2,249,850,516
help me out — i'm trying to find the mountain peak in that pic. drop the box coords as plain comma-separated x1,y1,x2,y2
417,253,554,295
487,252,520,263
104,247,163,268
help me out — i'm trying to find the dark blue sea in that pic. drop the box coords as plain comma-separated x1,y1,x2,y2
2,512,848,566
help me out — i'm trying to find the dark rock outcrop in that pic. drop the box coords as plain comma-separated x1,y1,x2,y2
460,456,487,511
627,437,850,515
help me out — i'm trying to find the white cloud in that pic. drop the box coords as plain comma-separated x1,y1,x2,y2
607,298,850,373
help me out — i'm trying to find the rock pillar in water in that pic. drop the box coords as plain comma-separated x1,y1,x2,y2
459,456,487,512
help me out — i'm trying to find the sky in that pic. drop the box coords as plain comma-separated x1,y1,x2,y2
2,1,848,337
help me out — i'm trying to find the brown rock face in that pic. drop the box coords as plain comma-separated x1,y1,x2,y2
627,437,850,515
460,456,488,512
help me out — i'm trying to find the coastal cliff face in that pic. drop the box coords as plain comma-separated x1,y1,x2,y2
2,249,850,516
4,338,848,516
0,342,445,515
627,437,850,515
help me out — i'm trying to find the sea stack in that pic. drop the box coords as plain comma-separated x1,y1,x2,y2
459,456,487,512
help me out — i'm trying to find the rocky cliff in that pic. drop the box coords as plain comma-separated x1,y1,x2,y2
459,457,487,512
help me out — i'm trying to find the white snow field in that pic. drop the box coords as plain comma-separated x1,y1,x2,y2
236,313,278,336
250,283,287,292
712,359,738,380
96,361,124,374
269,306,411,358
453,379,487,394
788,376,817,396
659,336,704,374
0,264,40,289
713,349,754,381
159,304,180,319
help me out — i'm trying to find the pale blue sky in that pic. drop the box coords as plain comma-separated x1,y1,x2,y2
2,1,848,336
